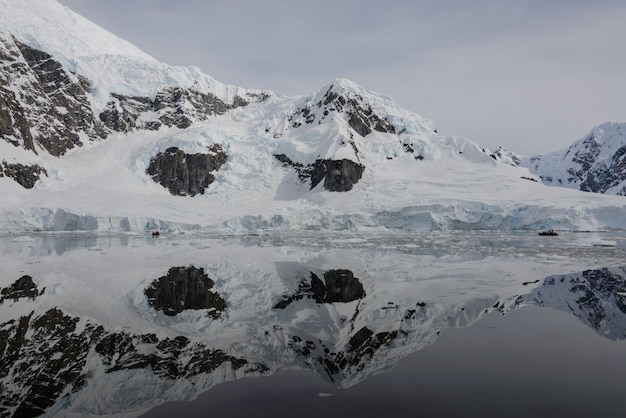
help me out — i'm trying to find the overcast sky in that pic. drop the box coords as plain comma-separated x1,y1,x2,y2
57,0,625,155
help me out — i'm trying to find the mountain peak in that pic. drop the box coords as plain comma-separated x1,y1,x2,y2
517,121,626,195
326,78,366,94
2,0,626,234
0,0,244,111
0,0,154,66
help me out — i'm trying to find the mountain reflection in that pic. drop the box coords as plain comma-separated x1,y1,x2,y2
274,268,366,308
525,267,626,340
0,233,625,417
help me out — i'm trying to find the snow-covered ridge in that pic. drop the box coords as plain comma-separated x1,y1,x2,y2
496,122,626,196
0,0,254,111
0,0,153,62
2,0,626,234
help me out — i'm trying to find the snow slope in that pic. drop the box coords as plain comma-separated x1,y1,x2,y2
0,0,248,112
1,0,626,234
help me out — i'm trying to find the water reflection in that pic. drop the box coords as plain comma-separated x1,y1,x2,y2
0,232,625,417
145,266,226,318
526,267,626,340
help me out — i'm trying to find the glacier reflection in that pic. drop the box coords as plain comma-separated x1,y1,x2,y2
0,231,625,417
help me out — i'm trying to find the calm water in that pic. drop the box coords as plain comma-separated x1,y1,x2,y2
0,231,625,418
146,307,626,418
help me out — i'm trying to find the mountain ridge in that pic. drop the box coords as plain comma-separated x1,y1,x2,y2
1,0,626,234
494,122,626,196
532,121,626,195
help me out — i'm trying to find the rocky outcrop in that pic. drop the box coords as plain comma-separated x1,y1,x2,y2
287,82,396,137
273,267,400,383
0,33,106,156
146,145,227,196
310,158,365,192
579,143,626,194
274,269,365,309
97,93,156,132
145,266,226,318
275,154,365,192
319,86,396,136
0,160,47,188
2,31,253,162
284,325,398,384
99,86,250,133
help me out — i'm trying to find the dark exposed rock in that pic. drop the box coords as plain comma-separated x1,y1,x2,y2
0,36,106,156
287,83,396,139
145,266,226,317
321,85,396,136
2,34,253,162
0,84,35,152
520,176,538,183
0,161,47,188
322,270,366,303
146,145,227,196
310,158,365,192
98,93,155,132
274,153,310,183
154,87,229,128
0,275,43,303
275,154,365,192
99,87,250,133
274,269,365,309
580,144,626,194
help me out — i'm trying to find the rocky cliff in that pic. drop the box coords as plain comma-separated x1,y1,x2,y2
0,32,105,156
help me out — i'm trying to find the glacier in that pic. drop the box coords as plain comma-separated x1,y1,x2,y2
1,0,625,234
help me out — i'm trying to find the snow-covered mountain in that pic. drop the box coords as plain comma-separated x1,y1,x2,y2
494,122,626,196
1,0,626,234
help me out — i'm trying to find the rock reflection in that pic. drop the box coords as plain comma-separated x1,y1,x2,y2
274,269,365,309
1,235,626,417
0,309,254,417
524,267,626,340
0,275,43,303
145,266,226,318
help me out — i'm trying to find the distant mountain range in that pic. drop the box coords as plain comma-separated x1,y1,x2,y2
493,122,626,196
1,0,625,234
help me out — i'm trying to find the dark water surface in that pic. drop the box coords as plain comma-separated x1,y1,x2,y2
144,306,626,418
